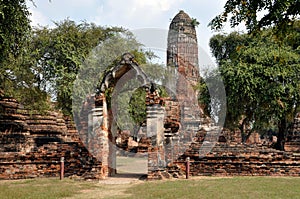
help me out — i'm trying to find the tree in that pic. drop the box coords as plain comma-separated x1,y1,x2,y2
209,25,300,150
0,0,30,93
209,0,300,33
0,0,30,64
0,0,51,110
30,20,124,115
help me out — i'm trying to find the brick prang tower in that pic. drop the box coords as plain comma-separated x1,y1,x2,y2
166,10,201,156
167,10,200,92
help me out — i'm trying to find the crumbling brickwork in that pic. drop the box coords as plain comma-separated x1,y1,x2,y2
182,141,300,177
286,113,300,152
0,96,102,180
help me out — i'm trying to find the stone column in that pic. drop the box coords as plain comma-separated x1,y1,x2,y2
147,104,165,146
147,104,166,172
88,96,109,178
88,107,103,160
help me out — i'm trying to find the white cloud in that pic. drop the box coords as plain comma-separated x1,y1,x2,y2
68,0,97,7
90,0,185,28
131,0,183,11
29,9,49,27
48,0,97,8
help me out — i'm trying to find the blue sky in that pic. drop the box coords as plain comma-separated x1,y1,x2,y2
26,0,245,70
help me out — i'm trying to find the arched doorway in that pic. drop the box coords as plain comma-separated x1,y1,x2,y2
88,53,157,178
80,52,196,180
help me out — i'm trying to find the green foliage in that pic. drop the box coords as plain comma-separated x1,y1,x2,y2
72,30,144,115
209,0,300,33
140,62,166,83
129,87,147,125
0,0,51,111
209,25,300,147
30,20,124,115
209,32,250,64
197,74,212,116
191,18,200,27
0,0,30,64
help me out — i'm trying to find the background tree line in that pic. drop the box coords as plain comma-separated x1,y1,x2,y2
202,0,300,150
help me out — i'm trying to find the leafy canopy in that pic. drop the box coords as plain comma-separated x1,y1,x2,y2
209,23,300,148
30,20,125,114
209,0,300,32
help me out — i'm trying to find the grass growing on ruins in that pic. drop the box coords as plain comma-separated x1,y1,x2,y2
0,176,299,199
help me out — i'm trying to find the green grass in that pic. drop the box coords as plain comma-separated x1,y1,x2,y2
0,178,98,199
0,177,299,199
121,177,300,199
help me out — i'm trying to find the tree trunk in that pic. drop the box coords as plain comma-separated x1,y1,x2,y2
274,118,286,151
240,117,250,143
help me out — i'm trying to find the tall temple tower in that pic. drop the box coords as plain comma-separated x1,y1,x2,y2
167,10,200,91
166,10,201,153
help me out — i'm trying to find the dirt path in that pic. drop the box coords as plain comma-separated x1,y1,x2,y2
65,156,148,199
115,155,148,175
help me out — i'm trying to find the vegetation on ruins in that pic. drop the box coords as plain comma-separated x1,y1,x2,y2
191,18,200,27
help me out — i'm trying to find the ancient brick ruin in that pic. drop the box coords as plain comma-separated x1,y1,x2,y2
0,10,299,180
286,113,300,152
0,96,102,179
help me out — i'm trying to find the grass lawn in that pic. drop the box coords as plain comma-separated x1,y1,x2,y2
121,177,300,199
0,176,299,199
0,178,98,199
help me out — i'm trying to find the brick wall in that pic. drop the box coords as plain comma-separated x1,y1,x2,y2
182,142,300,176
0,97,103,180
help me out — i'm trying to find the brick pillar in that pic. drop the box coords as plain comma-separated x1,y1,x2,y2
147,104,166,176
108,109,116,176
100,96,109,178
88,96,109,178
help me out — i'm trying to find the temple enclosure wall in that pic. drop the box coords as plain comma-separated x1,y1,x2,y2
181,142,300,177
